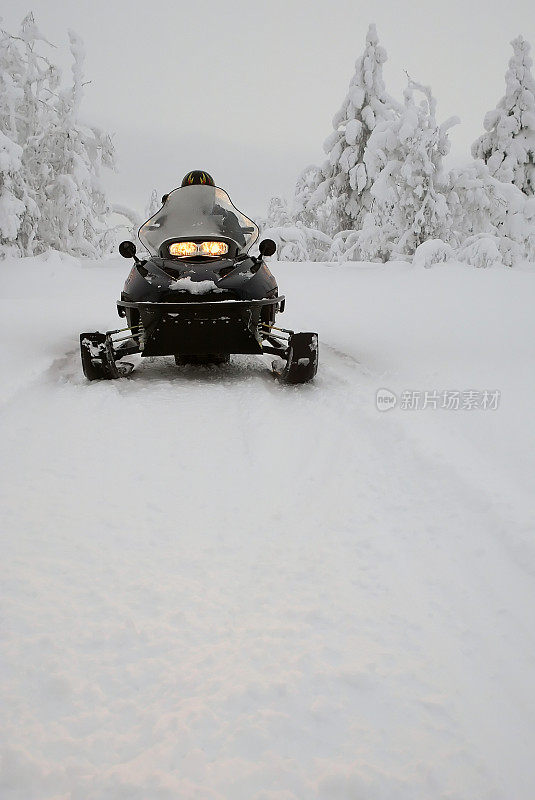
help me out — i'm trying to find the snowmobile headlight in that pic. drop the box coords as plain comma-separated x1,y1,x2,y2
169,241,198,257
199,241,229,257
168,241,229,258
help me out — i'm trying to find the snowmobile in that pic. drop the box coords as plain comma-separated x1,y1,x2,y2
80,181,318,383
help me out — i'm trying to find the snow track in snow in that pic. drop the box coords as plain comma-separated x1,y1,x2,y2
1,255,534,800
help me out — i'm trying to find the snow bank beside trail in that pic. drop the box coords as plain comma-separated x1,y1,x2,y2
1,254,535,800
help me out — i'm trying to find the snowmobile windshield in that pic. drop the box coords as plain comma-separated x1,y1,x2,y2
138,185,259,256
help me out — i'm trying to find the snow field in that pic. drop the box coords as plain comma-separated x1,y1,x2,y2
1,254,534,799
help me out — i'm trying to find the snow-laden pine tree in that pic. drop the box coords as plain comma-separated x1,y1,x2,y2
448,159,535,266
0,132,28,256
145,189,161,220
0,15,116,258
0,13,55,255
259,196,332,261
472,36,535,196
294,24,399,237
35,30,115,256
340,79,458,261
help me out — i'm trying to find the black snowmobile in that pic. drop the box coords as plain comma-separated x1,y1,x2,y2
80,174,318,384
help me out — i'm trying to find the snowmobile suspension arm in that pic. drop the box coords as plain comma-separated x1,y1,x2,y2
261,322,294,336
101,324,143,359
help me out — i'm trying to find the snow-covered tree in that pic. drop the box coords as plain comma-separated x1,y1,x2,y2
448,159,535,266
0,132,28,256
263,195,293,229
37,31,116,256
472,35,535,196
145,188,160,220
258,195,333,261
0,13,55,255
261,222,332,262
343,79,458,260
294,24,399,236
0,15,116,258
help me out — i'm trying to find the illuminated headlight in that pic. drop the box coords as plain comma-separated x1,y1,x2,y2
199,241,229,257
169,241,229,258
169,241,198,257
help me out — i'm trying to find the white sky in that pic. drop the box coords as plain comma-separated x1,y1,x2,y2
2,0,534,218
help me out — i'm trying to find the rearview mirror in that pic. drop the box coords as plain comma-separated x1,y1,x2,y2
119,241,137,259
259,239,276,258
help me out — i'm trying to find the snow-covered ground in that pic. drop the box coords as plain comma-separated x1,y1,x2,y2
1,253,534,800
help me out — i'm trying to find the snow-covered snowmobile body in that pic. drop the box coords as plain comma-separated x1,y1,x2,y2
80,184,318,383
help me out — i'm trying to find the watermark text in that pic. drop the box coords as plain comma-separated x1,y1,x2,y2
376,388,500,411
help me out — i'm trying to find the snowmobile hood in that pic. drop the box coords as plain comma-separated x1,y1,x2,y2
138,185,259,257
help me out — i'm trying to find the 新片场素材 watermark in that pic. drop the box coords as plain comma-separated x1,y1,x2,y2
376,389,500,411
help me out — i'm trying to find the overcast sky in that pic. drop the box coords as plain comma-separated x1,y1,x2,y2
2,0,534,218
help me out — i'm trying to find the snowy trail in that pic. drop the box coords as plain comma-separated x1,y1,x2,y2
1,256,535,799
